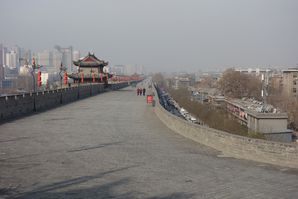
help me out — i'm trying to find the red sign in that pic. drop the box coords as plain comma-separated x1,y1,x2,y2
147,95,153,103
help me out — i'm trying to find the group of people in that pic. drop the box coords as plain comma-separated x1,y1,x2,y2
137,88,146,96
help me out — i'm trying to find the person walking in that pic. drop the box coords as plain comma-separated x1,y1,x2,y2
139,88,143,96
143,88,146,96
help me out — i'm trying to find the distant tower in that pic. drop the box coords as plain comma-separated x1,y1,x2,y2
72,50,80,62
0,65,4,81
12,45,20,69
0,44,3,80
52,48,63,71
5,51,17,68
54,45,73,73
0,44,3,67
37,50,54,73
261,71,269,111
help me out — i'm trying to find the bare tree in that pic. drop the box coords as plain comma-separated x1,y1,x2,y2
197,76,216,88
217,68,261,99
152,73,165,87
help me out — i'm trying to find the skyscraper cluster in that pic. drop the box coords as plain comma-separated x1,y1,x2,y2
0,44,80,75
110,64,145,76
0,44,80,93
0,44,32,73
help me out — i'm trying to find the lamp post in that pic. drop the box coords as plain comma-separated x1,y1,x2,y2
31,58,42,112
97,66,100,83
19,58,29,92
59,63,67,104
77,63,80,99
90,69,93,96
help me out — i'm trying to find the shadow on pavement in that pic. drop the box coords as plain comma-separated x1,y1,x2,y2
1,142,123,161
3,166,195,199
113,89,134,92
67,141,123,153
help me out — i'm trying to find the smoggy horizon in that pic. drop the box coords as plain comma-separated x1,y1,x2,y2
1,0,297,72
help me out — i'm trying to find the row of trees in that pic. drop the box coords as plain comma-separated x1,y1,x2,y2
198,68,298,131
168,87,264,139
217,69,262,100
153,70,298,131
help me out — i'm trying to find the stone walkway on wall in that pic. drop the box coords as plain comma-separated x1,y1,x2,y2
0,84,298,198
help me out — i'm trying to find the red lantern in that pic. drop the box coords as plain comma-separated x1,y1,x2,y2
64,72,68,85
37,70,42,87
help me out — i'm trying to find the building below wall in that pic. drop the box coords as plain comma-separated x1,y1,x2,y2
225,99,292,142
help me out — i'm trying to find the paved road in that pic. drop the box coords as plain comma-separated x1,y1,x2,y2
0,85,298,199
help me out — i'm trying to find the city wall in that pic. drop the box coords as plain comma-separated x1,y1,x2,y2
154,93,298,169
0,82,131,122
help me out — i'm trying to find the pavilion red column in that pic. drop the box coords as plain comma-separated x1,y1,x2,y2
92,73,95,83
81,72,84,83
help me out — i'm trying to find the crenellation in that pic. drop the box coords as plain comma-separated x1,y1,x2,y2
154,90,298,168
0,82,136,123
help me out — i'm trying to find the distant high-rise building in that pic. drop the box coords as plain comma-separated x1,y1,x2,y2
54,45,73,73
37,50,55,73
111,65,125,75
63,47,73,73
0,44,3,67
12,45,20,69
124,65,134,75
52,49,62,71
2,46,8,67
282,68,298,98
136,65,145,75
0,45,5,81
5,53,10,67
72,50,80,62
0,65,4,81
24,49,32,64
19,48,32,66
5,51,17,68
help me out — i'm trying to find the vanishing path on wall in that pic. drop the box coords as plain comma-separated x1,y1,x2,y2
0,85,298,198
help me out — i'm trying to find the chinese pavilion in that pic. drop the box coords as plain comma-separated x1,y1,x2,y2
68,52,112,84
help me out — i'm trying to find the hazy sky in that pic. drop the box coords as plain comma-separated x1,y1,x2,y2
1,0,297,72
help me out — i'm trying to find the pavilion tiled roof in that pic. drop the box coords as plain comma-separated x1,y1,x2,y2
73,52,108,67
